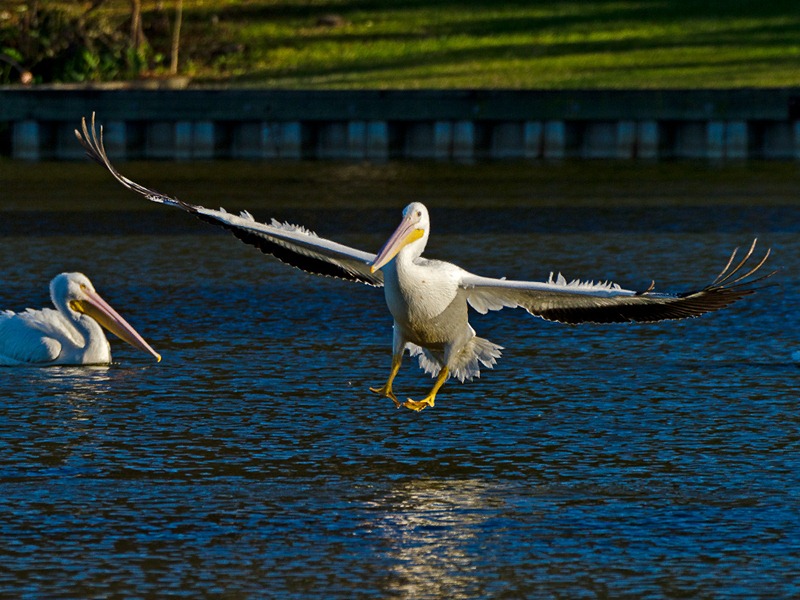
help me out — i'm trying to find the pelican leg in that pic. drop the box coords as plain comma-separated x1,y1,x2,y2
404,367,449,412
370,353,403,407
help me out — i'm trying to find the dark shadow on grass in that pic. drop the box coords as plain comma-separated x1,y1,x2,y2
167,0,800,86
227,18,800,88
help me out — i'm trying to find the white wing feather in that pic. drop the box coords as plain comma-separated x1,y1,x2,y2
0,309,67,364
75,115,382,287
461,240,771,324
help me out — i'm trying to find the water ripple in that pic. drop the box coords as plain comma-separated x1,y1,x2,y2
1,170,798,598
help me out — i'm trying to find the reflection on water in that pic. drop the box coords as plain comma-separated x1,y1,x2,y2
42,366,112,424
0,162,799,598
368,478,495,599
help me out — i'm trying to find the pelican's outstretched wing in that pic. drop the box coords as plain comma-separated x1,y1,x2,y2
75,115,382,287
461,240,773,324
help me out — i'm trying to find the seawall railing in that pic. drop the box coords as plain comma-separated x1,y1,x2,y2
1,87,798,161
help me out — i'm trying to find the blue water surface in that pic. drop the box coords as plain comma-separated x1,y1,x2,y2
0,162,798,598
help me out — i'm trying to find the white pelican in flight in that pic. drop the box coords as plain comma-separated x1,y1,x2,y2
76,115,772,410
0,272,161,366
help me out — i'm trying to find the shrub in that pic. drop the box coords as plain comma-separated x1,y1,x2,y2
0,2,148,84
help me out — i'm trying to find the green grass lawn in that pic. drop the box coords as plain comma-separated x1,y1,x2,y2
9,0,800,88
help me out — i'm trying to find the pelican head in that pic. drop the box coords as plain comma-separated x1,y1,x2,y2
371,202,430,273
52,272,161,362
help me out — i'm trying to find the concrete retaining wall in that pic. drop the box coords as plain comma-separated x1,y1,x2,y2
1,88,799,161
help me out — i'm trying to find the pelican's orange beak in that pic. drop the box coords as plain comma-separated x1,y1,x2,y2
71,290,161,362
371,214,424,273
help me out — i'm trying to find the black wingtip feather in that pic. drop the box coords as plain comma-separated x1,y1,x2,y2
538,240,773,325
195,213,378,286
77,112,381,287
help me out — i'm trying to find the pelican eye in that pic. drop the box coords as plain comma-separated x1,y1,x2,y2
416,210,422,217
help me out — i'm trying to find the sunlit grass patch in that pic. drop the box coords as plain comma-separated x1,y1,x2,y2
10,0,800,88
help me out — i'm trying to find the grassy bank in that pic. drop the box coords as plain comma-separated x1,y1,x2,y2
5,0,800,88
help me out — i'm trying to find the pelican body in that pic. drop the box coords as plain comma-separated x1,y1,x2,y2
369,205,503,409
76,115,772,410
0,272,161,366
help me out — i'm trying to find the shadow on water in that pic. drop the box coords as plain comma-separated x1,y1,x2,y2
0,160,799,597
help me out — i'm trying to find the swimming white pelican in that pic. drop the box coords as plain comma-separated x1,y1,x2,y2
0,272,161,366
76,115,772,410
